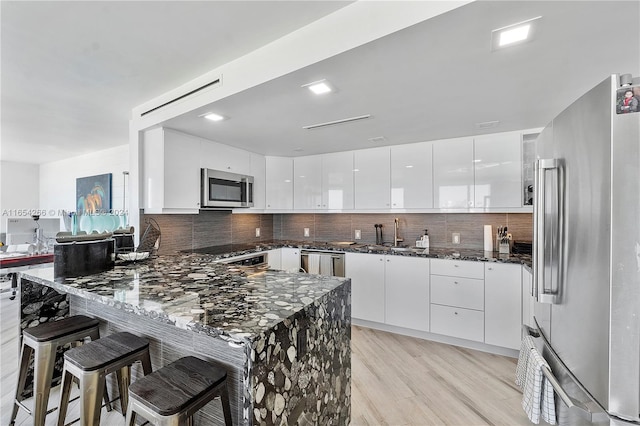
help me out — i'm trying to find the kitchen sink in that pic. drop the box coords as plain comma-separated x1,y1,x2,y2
390,246,426,253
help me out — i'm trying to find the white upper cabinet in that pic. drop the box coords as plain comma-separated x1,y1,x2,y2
200,140,251,176
354,147,391,209
249,153,266,210
433,137,474,208
474,132,522,208
142,128,201,214
322,152,354,210
390,142,433,209
265,156,293,210
293,152,354,211
294,156,322,210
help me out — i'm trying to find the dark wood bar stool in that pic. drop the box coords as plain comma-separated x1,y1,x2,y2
10,314,101,426
56,331,152,426
125,356,233,426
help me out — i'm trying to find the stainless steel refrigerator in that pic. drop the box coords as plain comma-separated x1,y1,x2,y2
531,73,640,425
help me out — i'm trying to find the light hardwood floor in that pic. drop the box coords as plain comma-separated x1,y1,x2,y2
7,325,529,425
351,326,530,426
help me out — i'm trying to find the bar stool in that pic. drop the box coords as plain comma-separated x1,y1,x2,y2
56,331,152,426
125,356,233,426
10,314,101,426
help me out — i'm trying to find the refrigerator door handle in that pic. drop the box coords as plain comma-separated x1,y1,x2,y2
533,158,562,304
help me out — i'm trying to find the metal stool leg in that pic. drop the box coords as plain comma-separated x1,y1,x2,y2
124,401,136,426
32,341,57,426
10,342,33,424
78,371,106,426
116,366,130,415
56,369,74,426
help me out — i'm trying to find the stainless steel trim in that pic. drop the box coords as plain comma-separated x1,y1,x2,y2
534,158,561,304
523,325,610,424
201,168,254,208
300,250,345,277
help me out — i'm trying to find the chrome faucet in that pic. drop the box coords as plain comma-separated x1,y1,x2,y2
394,218,403,247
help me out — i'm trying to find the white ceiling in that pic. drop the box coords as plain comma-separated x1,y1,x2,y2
0,0,352,164
3,1,640,164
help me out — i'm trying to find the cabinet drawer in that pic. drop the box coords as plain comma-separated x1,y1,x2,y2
430,259,484,279
430,304,484,342
431,275,484,310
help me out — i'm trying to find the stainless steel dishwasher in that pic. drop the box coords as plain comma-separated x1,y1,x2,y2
300,250,345,277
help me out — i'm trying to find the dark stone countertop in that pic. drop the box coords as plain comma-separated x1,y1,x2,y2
19,253,349,345
185,240,532,269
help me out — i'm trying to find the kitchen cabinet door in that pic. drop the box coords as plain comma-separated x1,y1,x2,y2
484,263,522,350
265,157,293,210
266,249,282,270
249,153,266,210
354,147,390,209
384,256,430,331
430,304,484,342
294,156,322,210
200,139,251,175
390,142,433,209
345,252,385,323
280,248,301,272
322,152,354,210
433,137,474,208
474,132,522,208
142,128,201,213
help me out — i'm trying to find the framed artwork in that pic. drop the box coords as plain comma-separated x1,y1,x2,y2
76,173,112,214
616,85,640,114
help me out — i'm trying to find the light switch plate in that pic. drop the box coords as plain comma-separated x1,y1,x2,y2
452,233,460,244
355,229,361,240
255,228,260,237
304,228,310,237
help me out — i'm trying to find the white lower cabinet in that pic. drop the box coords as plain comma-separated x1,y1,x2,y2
430,305,485,342
430,258,485,343
345,253,524,350
280,248,301,272
266,249,282,270
384,256,429,331
485,263,522,349
345,253,386,323
431,275,484,311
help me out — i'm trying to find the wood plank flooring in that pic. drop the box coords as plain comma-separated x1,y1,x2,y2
350,326,531,426
5,325,530,425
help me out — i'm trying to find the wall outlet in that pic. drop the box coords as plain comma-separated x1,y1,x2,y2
452,233,460,244
304,228,310,237
255,227,261,237
354,229,361,240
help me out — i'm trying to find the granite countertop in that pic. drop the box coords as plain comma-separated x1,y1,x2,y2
185,240,532,268
19,254,349,344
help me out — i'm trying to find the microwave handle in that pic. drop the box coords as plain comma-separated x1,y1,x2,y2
243,178,253,205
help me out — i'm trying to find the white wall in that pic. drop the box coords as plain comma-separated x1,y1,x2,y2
0,161,40,234
39,145,130,223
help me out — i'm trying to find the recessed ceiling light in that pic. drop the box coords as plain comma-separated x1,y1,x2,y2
202,112,225,122
301,79,333,95
491,16,541,50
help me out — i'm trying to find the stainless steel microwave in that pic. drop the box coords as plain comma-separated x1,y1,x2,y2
201,169,254,208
